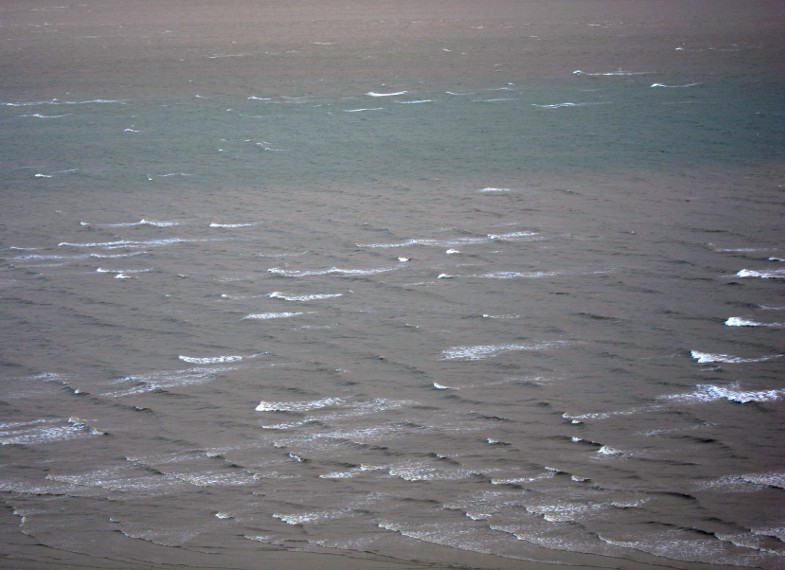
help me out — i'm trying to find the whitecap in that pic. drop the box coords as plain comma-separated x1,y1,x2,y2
269,291,343,301
573,69,651,76
532,102,578,109
479,187,511,192
344,107,384,113
178,355,244,364
357,231,536,249
393,99,432,104
209,222,257,228
20,112,71,118
442,341,567,361
725,317,783,328
255,397,344,412
663,383,785,404
475,271,558,279
103,366,233,397
690,350,782,364
650,82,701,88
366,91,407,97
243,312,304,320
267,266,399,277
0,417,104,445
737,268,785,279
60,238,184,249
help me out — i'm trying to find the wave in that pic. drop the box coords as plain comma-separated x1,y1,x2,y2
96,267,152,279
442,341,568,361
2,98,127,106
663,383,785,404
573,69,651,76
532,102,579,109
255,397,344,412
393,99,433,104
178,355,245,364
474,271,558,279
105,219,180,228
344,107,384,113
737,268,785,280
209,222,257,228
267,266,400,277
357,231,537,249
0,417,106,445
60,238,185,249
691,350,782,364
479,187,511,193
725,317,784,328
366,91,407,97
650,82,701,88
243,312,305,320
103,366,235,397
269,291,343,301
19,113,71,118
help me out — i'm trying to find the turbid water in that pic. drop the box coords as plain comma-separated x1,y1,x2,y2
1,1,784,568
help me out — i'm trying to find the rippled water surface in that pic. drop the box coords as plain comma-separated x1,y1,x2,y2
2,6,785,568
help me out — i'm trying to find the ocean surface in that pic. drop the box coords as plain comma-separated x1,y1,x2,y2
2,31,785,569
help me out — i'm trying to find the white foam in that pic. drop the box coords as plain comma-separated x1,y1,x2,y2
178,355,244,364
269,291,343,301
243,312,305,320
344,107,384,113
690,350,782,364
442,341,567,361
267,266,399,277
663,383,785,404
394,99,433,104
366,91,407,97
737,268,785,279
255,397,344,412
725,317,784,328
479,187,511,192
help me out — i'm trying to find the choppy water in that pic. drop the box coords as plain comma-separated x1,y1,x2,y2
1,66,784,568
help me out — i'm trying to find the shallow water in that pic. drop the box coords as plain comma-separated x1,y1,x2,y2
2,16,785,570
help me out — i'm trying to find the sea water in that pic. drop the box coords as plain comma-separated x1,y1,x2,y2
1,64,784,568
